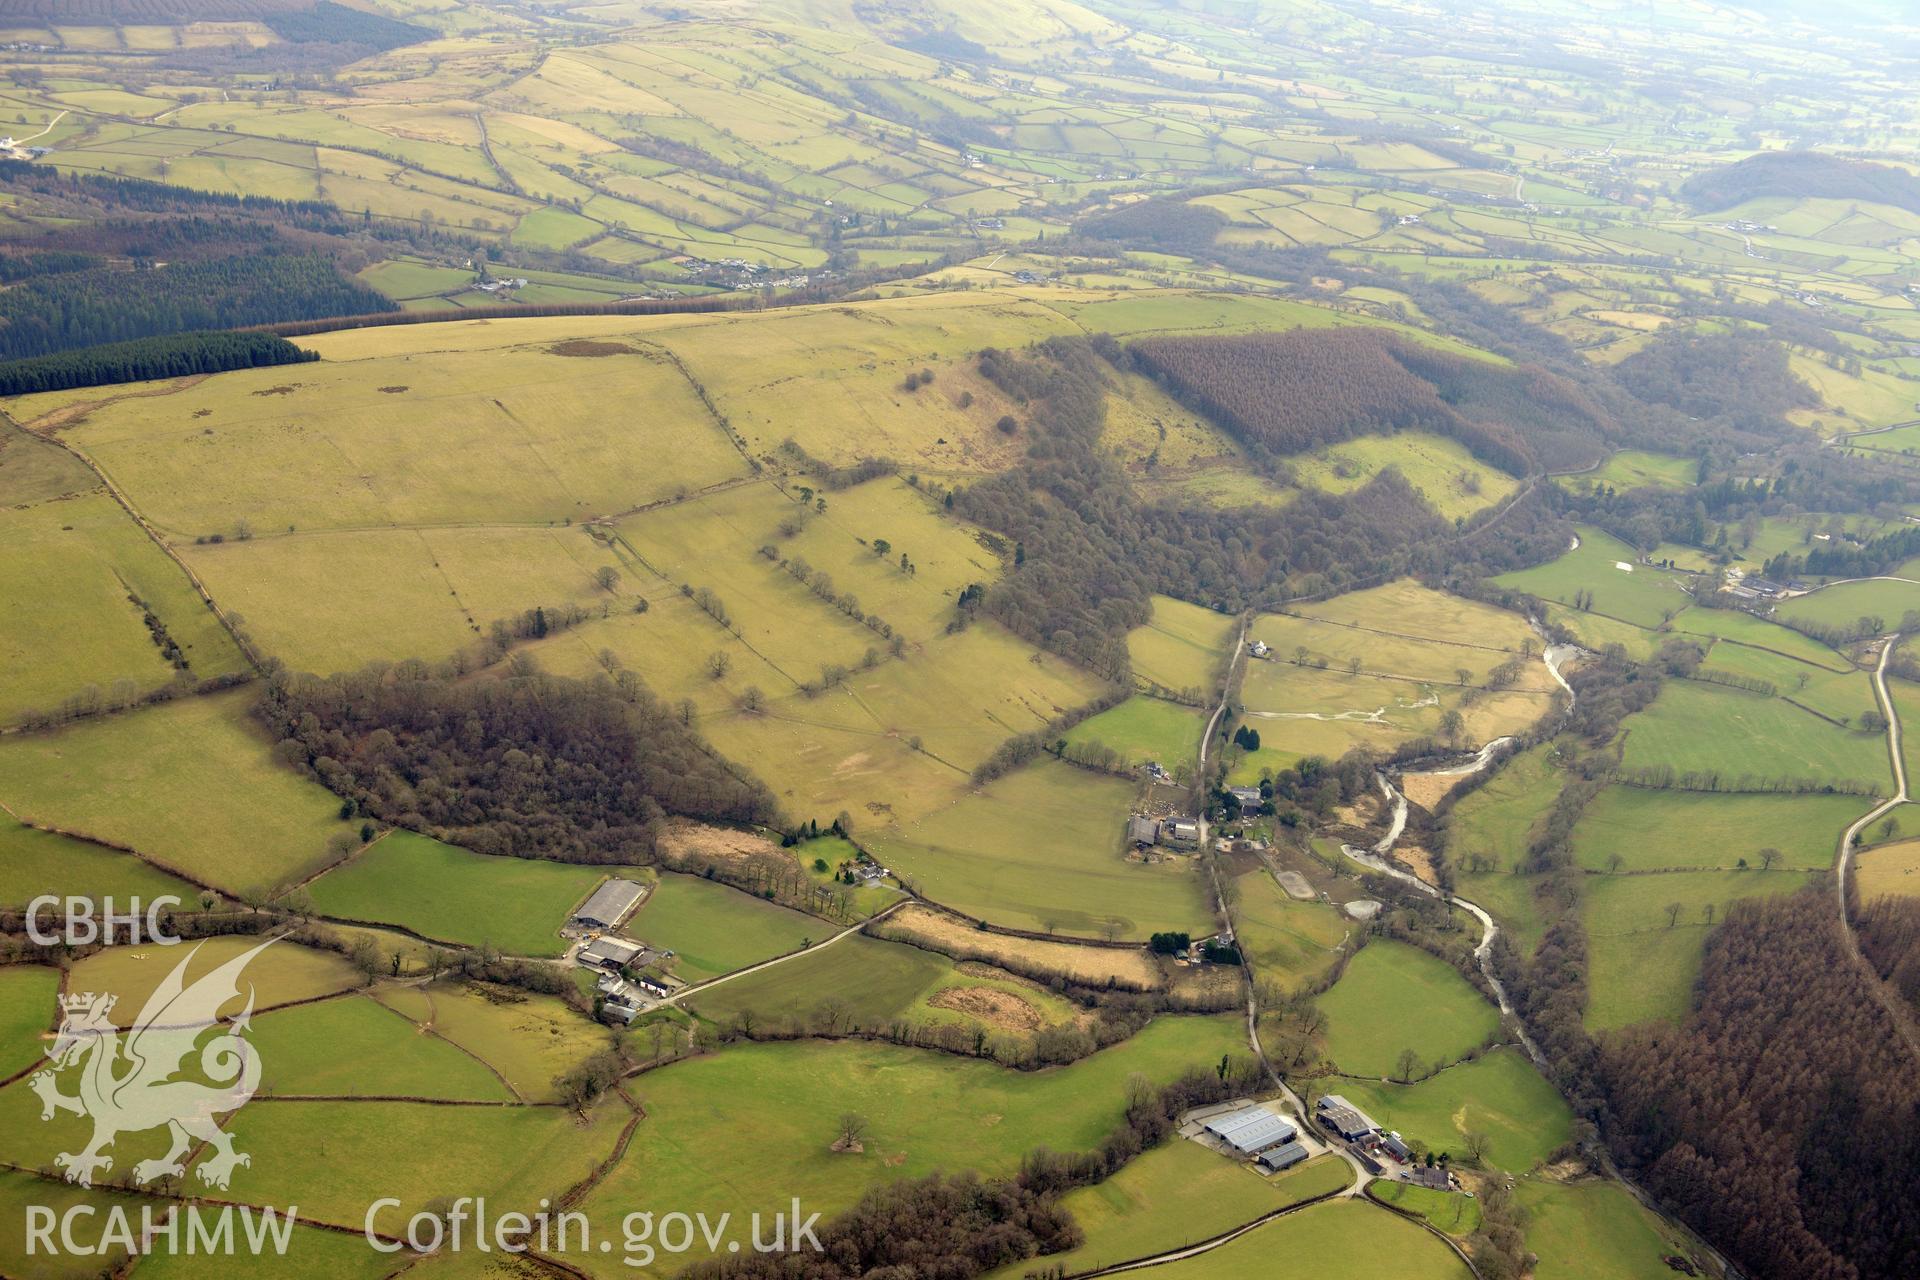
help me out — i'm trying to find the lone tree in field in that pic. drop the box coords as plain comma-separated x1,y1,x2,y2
1665,901,1685,928
1757,847,1782,871
595,566,619,592
1455,667,1472,687
833,1113,867,1153
706,650,731,679
1395,1047,1420,1083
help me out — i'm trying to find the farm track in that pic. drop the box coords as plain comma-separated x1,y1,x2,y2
1835,634,1920,1059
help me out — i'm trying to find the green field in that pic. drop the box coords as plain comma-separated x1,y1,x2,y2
1617,680,1891,793
1559,450,1697,493
1373,1179,1482,1236
0,816,194,909
305,832,627,956
1062,695,1208,769
1291,430,1519,518
689,931,1079,1039
1231,864,1351,993
568,1016,1250,1275
870,758,1213,939
1493,527,1690,628
626,872,825,983
66,936,361,1024
1120,1199,1471,1279
1128,595,1239,696
372,981,610,1103
1316,940,1499,1077
1330,1048,1572,1172
1776,577,1920,630
1582,868,1821,1028
1571,788,1864,873
984,1144,1350,1277
1518,1178,1694,1280
0,688,356,896
250,994,513,1101
0,964,57,1079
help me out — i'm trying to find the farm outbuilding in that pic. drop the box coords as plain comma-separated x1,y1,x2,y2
1256,1141,1310,1172
1315,1094,1379,1143
577,936,643,973
1203,1105,1298,1155
571,878,646,931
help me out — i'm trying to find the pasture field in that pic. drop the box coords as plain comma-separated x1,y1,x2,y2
1694,646,1875,725
1570,788,1865,872
0,964,56,1079
304,832,629,957
869,758,1213,939
1670,605,1847,669
67,936,361,1025
0,1171,144,1279
0,688,356,895
1128,595,1237,696
1315,940,1499,1077
1288,430,1519,518
0,490,244,724
982,1144,1350,1278
1776,577,1920,629
690,932,1080,1040
1373,1179,1482,1236
1582,868,1821,1029
1445,742,1562,870
1062,695,1208,769
1493,527,1689,627
1328,1048,1572,1172
0,817,193,908
131,1221,403,1280
250,994,513,1101
372,982,609,1103
1539,601,1662,660
1855,838,1920,900
1122,1199,1471,1279
625,872,824,983
1518,1178,1695,1280
1559,450,1696,493
1617,680,1891,793
215,1097,631,1232
1231,864,1350,993
1287,579,1540,658
570,1017,1249,1276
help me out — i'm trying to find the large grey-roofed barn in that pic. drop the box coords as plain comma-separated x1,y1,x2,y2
572,878,646,930
1256,1141,1310,1172
1204,1105,1298,1154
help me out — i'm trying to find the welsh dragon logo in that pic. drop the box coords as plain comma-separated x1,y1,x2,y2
32,940,272,1189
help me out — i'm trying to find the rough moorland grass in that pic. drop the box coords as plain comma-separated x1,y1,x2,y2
1062,695,1208,769
1316,940,1498,1077
870,758,1214,940
1493,527,1690,628
1128,594,1237,695
0,964,57,1078
1776,576,1920,630
250,994,511,1101
983,1145,1350,1278
1581,869,1820,1029
1618,679,1891,793
1124,1198,1471,1279
571,1016,1249,1275
373,982,610,1103
1331,1048,1572,1172
67,936,361,1025
304,832,630,956
1856,837,1920,899
627,872,825,984
1232,866,1349,994
1571,787,1865,873
1517,1178,1692,1280
0,688,357,896
0,816,194,908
